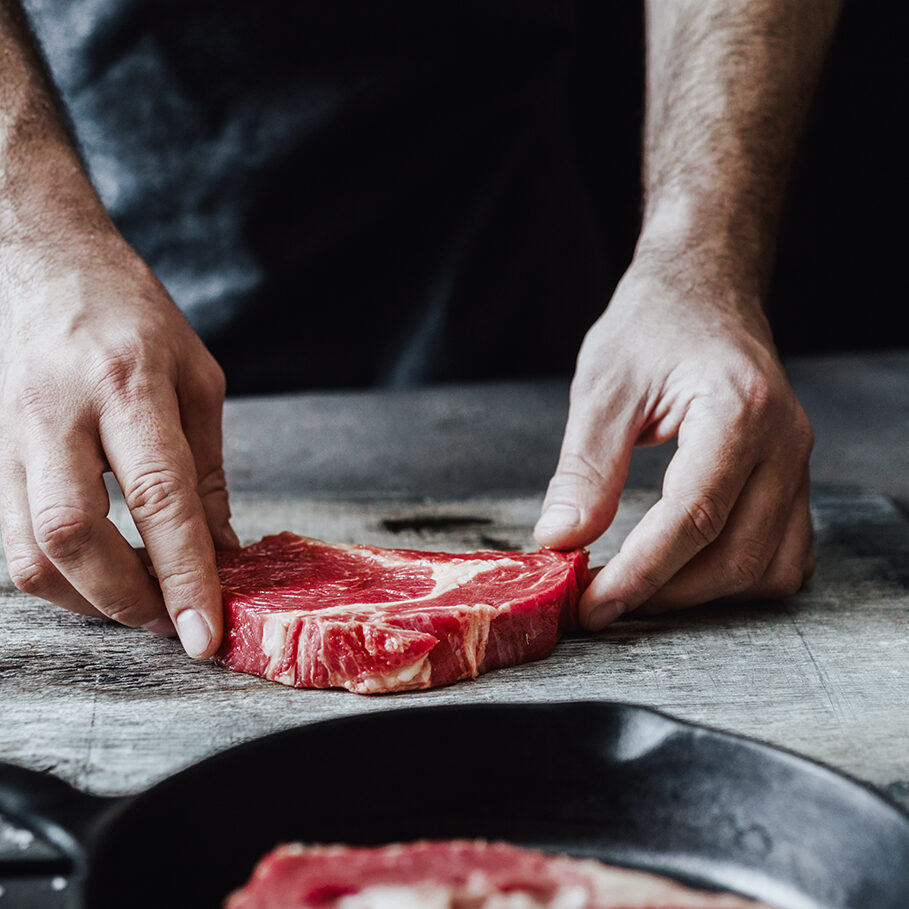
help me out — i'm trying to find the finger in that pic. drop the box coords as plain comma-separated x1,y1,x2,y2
0,460,104,618
534,377,640,550
579,401,756,629
132,546,177,636
100,385,223,659
730,475,814,601
178,360,239,551
637,457,806,613
23,430,168,627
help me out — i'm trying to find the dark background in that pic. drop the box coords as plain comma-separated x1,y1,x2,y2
575,0,907,358
26,0,909,393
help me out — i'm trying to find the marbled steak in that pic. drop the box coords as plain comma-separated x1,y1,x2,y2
214,533,587,694
225,841,774,908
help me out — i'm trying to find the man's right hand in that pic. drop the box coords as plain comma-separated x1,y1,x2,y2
0,228,236,658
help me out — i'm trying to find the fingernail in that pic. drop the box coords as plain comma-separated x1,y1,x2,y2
176,610,212,659
585,600,627,631
142,615,177,637
534,504,581,540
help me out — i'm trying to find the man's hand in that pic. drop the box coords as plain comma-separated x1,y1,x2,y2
535,253,814,628
0,0,235,657
0,230,236,657
534,0,840,627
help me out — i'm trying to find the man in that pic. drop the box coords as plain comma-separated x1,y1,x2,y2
0,1,838,660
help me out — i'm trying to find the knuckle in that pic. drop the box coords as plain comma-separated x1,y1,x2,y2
125,468,192,524
727,543,769,589
625,562,666,600
197,465,228,500
8,554,55,596
159,562,206,590
678,492,728,548
94,343,144,391
742,372,775,419
729,368,787,436
156,561,215,612
762,564,805,599
14,382,55,425
102,591,150,626
10,371,71,432
550,451,609,494
90,341,161,405
33,505,95,561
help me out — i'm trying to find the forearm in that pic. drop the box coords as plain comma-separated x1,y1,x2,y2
0,0,110,263
639,0,841,297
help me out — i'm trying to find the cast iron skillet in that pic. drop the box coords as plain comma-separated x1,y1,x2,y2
1,701,907,909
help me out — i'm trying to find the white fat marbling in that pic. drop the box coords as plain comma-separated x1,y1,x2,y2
339,885,451,909
426,557,522,592
337,883,588,909
355,656,431,693
256,556,523,626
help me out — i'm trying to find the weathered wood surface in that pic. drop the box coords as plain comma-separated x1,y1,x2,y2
1,485,907,815
216,352,909,508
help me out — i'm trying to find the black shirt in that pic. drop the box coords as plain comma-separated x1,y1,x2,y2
26,1,643,393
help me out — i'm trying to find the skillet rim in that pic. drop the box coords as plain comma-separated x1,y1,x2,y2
124,698,909,825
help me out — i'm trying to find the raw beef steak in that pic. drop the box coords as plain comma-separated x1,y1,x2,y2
224,840,773,908
215,533,588,694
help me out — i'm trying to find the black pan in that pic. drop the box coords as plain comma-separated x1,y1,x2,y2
1,701,907,908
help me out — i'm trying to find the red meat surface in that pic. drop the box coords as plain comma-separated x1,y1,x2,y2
224,840,773,908
214,533,588,694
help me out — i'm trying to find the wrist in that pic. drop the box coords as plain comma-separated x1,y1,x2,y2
1,140,116,264
617,230,775,349
0,174,144,331
636,191,777,299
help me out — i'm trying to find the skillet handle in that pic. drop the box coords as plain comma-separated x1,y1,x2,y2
0,762,107,871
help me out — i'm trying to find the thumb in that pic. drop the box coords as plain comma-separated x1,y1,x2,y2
534,392,636,551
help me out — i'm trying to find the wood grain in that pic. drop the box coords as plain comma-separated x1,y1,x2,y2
1,485,906,815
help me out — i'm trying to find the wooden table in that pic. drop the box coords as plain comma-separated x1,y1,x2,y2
2,350,908,902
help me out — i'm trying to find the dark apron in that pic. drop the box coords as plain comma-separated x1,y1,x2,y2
26,0,644,394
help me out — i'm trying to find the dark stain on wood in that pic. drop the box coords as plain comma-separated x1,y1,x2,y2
379,515,493,534
478,534,522,551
